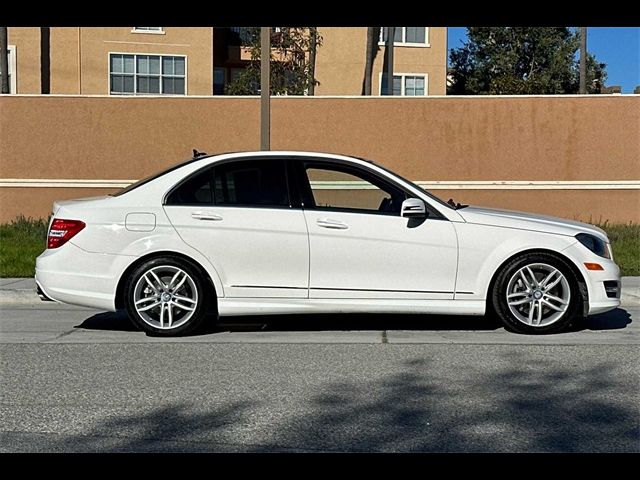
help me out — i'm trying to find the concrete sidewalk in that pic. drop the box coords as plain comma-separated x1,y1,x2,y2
1,276,638,307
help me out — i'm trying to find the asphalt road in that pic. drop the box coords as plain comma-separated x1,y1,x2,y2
1,302,638,452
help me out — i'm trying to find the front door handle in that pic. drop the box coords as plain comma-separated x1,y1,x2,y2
316,218,349,230
191,212,223,221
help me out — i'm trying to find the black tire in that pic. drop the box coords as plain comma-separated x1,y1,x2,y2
491,252,582,334
124,256,213,336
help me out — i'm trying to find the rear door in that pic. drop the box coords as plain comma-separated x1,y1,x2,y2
163,158,309,298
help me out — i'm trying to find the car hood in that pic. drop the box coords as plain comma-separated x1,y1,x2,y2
457,206,609,241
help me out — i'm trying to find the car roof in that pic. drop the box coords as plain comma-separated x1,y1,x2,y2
198,150,369,163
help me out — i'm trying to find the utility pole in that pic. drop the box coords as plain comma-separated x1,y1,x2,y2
260,27,270,150
0,27,9,94
385,27,395,95
579,27,587,94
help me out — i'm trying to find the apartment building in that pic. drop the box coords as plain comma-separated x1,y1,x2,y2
5,27,213,95
314,27,447,96
3,27,447,96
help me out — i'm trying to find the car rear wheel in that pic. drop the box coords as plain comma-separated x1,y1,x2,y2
492,252,582,334
124,256,210,336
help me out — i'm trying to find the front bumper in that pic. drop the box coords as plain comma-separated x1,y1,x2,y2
562,242,621,316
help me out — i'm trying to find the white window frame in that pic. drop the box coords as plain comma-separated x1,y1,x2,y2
2,45,17,93
108,52,188,96
378,72,429,96
378,27,430,47
131,27,165,35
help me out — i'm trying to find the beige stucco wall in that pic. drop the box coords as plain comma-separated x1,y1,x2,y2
0,95,638,223
314,27,447,96
7,27,41,94
7,27,214,95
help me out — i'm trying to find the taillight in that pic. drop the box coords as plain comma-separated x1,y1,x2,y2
47,219,86,249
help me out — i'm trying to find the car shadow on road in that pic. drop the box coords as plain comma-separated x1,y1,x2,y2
215,313,502,333
569,308,632,332
75,307,632,336
75,310,139,332
75,310,503,334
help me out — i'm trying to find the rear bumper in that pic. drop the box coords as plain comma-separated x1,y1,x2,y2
36,283,55,302
35,242,133,311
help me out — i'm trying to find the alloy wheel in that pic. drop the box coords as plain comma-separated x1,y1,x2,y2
505,263,571,327
132,265,198,330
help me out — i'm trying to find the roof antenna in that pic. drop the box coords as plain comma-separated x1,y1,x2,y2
192,149,208,158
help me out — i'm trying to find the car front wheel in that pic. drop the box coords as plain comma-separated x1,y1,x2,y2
492,253,582,334
124,256,210,336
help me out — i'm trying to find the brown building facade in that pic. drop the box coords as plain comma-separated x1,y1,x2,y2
5,27,446,96
7,27,214,95
314,27,447,96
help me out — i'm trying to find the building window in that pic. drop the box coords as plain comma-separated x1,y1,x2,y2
229,27,254,46
214,68,226,95
110,53,186,95
380,73,428,96
131,27,164,34
0,45,17,93
379,27,429,46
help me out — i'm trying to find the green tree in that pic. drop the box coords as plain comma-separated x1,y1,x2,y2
225,27,322,95
449,27,606,95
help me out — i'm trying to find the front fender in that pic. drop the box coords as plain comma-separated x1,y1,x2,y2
453,223,576,301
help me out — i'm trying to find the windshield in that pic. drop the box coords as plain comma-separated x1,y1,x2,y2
110,157,208,197
365,160,455,210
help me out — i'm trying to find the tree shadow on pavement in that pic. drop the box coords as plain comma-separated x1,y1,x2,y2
13,352,638,453
10,401,257,453
261,356,639,452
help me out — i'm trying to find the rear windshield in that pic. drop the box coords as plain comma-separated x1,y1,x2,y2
110,157,208,197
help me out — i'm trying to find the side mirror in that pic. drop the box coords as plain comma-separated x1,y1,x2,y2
401,198,427,218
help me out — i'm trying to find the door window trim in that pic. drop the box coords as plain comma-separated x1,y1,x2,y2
291,158,446,220
163,156,295,210
162,155,447,220
296,160,407,217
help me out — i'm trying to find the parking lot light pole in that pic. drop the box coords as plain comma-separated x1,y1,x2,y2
261,26,270,151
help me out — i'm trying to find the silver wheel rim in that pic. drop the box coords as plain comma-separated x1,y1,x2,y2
133,265,198,330
506,263,571,328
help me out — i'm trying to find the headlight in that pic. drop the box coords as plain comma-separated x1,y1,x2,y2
576,233,611,259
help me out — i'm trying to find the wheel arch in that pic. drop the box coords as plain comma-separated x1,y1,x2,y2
115,251,218,312
485,248,589,317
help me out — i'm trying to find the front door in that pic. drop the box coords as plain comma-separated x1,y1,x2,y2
163,158,309,298
295,160,458,299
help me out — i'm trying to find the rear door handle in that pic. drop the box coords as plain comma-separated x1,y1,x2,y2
316,218,349,230
191,212,223,221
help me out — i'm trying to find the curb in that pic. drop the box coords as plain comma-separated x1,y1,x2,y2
0,289,43,305
1,279,638,308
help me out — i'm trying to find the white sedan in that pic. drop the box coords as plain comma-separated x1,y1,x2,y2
36,151,621,336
